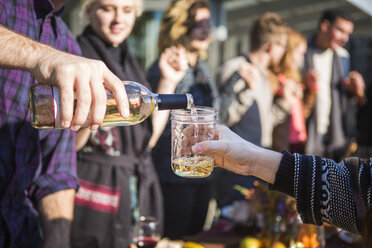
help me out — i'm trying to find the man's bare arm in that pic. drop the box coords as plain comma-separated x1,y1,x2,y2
38,189,75,248
0,24,129,130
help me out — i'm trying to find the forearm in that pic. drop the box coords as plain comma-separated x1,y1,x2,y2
254,147,282,184
195,126,282,185
149,110,169,148
156,76,178,94
0,25,52,72
149,76,178,148
76,128,92,151
38,189,75,248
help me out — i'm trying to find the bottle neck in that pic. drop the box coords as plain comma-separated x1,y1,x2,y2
156,93,193,110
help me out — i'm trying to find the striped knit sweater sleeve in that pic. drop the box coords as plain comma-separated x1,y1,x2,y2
271,151,372,234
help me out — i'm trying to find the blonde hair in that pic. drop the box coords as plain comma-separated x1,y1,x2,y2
280,29,307,83
80,0,143,19
157,0,210,57
250,12,288,52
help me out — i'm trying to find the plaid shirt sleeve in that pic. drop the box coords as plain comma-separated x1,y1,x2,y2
28,129,78,202
27,12,81,202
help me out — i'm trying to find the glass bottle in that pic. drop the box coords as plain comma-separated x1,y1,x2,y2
30,81,193,129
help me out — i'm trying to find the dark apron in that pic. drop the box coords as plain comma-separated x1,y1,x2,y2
71,151,163,248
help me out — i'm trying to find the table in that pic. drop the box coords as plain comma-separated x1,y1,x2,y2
182,220,362,248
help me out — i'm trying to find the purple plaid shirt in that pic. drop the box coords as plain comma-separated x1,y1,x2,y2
0,0,80,247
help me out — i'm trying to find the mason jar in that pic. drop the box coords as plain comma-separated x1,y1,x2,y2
171,106,218,178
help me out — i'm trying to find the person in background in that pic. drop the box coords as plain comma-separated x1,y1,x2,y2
70,1,163,247
0,0,129,247
146,0,220,239
214,12,295,208
303,8,365,160
271,29,318,154
191,124,372,248
217,12,290,148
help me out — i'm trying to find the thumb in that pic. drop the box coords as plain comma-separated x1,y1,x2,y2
192,140,230,154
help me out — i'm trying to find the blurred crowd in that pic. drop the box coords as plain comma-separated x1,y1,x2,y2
0,0,371,248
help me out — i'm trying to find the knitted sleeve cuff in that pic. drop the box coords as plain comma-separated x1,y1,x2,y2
269,151,295,198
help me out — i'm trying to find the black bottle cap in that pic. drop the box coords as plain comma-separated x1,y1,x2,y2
157,94,190,110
